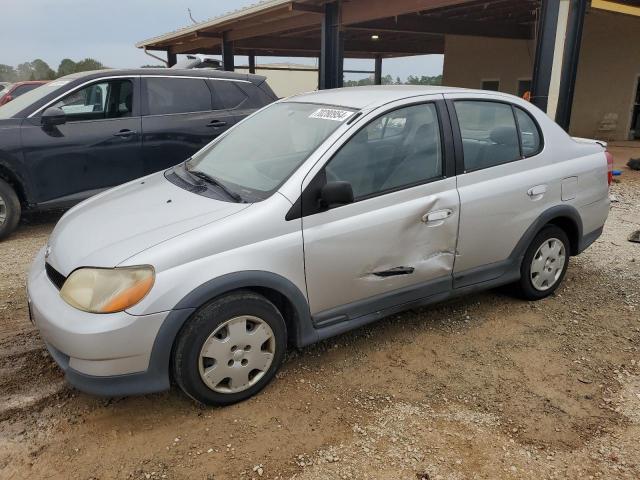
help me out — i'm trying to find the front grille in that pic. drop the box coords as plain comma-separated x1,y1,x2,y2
45,263,67,290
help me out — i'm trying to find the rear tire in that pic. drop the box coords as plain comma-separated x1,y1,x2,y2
0,178,21,241
172,291,287,406
514,225,570,300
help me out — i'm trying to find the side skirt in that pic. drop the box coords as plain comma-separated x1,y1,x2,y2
312,266,520,344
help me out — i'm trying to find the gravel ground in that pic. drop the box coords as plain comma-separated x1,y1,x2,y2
0,147,638,480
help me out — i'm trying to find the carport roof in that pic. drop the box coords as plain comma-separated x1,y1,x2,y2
136,0,540,59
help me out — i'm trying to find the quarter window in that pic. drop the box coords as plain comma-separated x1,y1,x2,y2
514,107,542,156
54,79,133,121
210,81,247,110
146,78,212,115
325,103,443,199
454,100,520,171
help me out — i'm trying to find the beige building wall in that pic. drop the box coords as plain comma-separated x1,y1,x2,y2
442,35,536,96
237,63,318,98
570,10,640,141
441,9,640,141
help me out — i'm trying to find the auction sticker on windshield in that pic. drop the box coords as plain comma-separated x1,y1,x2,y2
309,108,353,122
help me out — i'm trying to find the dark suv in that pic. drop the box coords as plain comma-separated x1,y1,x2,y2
0,69,277,239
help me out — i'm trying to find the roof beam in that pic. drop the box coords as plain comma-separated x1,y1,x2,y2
234,35,444,55
226,12,321,41
289,2,324,14
351,16,532,39
341,0,478,25
169,37,221,54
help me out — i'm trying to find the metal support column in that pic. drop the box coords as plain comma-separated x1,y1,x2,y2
319,1,344,89
374,55,382,85
531,0,560,113
555,0,587,130
222,32,235,72
531,0,587,131
248,51,256,74
167,52,177,68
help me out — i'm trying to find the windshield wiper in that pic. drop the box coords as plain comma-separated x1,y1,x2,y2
188,169,244,203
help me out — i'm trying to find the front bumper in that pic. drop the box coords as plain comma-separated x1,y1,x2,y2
27,247,172,396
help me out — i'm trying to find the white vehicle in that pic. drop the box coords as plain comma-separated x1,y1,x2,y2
27,86,611,405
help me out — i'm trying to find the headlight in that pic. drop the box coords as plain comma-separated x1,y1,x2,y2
60,266,155,313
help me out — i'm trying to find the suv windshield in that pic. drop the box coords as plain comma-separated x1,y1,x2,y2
0,80,69,119
186,102,356,200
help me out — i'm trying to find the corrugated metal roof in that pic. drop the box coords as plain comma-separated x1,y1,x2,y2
135,0,296,48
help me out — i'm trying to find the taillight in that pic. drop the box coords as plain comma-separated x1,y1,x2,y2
0,95,12,106
605,151,614,186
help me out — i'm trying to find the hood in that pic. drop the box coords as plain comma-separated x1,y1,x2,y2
46,171,251,275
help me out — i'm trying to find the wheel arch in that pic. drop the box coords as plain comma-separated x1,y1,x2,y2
145,271,317,388
514,205,583,259
0,162,27,206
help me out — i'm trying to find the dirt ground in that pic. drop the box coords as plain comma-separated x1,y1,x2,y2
1,145,639,480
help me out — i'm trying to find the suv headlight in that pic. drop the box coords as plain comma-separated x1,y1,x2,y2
60,266,155,313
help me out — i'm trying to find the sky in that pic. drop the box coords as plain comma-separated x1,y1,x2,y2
0,0,443,81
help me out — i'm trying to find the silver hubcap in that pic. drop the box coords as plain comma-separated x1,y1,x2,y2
198,315,275,394
530,238,566,291
0,196,6,225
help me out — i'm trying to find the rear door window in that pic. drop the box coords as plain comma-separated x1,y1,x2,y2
210,80,248,110
145,77,212,115
454,100,521,171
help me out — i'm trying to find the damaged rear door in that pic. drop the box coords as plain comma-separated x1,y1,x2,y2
302,99,459,323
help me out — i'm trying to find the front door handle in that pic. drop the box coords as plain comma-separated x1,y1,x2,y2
113,129,136,138
422,209,453,224
527,185,547,198
207,120,228,128
373,266,415,277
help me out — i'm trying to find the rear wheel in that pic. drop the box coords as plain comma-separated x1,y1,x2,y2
515,225,570,300
0,178,21,241
172,291,287,406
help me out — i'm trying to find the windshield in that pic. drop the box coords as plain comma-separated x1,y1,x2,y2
0,80,70,119
186,102,356,200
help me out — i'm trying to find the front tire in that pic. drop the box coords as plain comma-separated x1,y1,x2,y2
172,291,287,406
515,225,570,300
0,178,21,241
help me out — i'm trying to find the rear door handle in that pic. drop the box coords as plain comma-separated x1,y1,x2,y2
113,129,136,138
422,209,453,224
207,120,228,128
527,185,547,198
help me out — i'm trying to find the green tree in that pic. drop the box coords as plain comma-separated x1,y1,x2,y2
405,75,442,86
73,58,105,73
30,59,56,80
16,62,34,81
57,58,77,77
0,64,17,82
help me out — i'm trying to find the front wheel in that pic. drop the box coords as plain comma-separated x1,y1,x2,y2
515,225,570,300
172,291,287,406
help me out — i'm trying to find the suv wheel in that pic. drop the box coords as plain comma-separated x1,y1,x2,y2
172,291,287,406
0,178,21,241
516,225,570,300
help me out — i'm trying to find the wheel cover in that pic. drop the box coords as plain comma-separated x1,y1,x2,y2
0,195,6,225
198,315,275,394
530,238,566,291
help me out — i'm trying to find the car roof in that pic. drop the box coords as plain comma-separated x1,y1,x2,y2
285,85,516,110
58,68,267,85
11,81,49,86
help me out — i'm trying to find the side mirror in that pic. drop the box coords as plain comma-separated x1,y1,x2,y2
41,107,66,127
320,181,354,209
